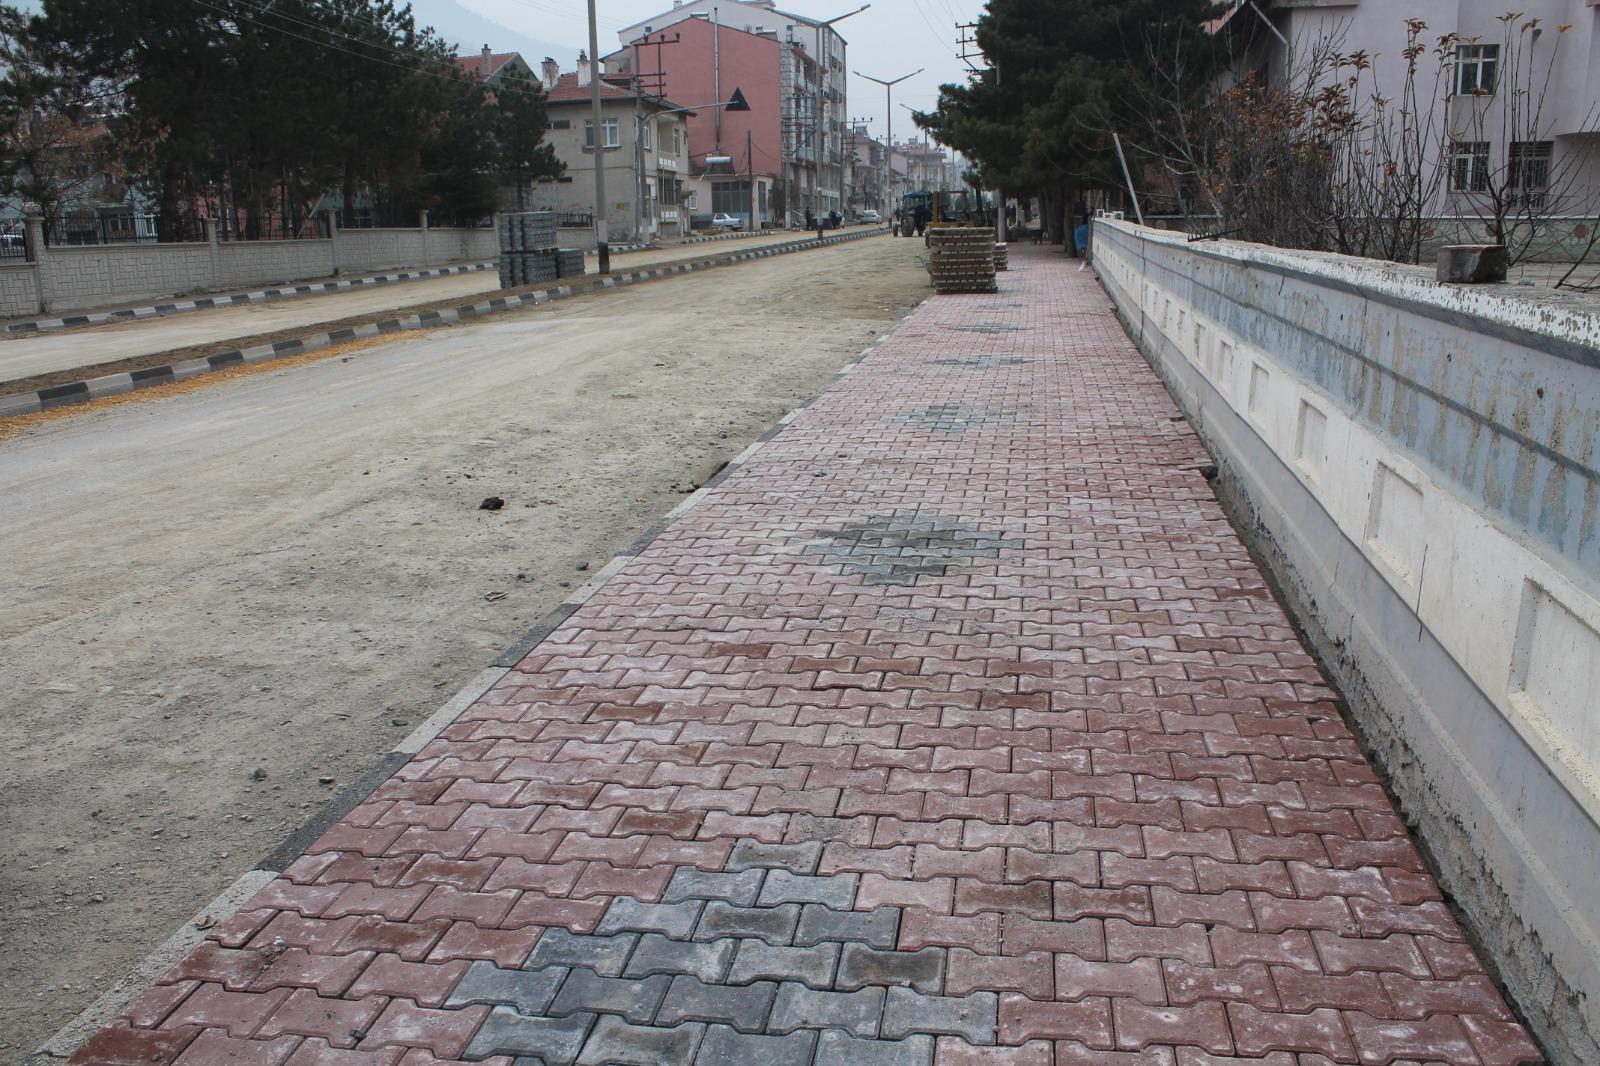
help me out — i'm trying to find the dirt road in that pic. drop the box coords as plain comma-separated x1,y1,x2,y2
0,235,928,1057
0,230,820,384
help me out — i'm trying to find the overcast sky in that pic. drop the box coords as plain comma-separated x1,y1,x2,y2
457,0,986,145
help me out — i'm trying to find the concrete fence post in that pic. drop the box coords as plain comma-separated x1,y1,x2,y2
326,210,341,276
24,213,46,314
203,217,220,290
419,210,430,269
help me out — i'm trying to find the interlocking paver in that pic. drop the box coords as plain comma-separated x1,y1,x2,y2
68,246,1541,1066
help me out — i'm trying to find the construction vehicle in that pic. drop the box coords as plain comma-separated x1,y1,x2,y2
896,190,983,237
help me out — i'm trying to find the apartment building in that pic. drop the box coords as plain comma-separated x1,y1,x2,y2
1219,0,1599,245
611,0,853,225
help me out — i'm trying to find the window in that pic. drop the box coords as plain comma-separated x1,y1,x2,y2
672,127,683,157
551,119,571,130
1454,43,1499,96
1510,140,1553,206
712,180,751,215
641,118,653,150
1450,141,1490,192
583,118,620,149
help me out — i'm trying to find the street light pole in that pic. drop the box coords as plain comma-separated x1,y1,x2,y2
810,5,869,223
586,0,609,273
855,68,921,217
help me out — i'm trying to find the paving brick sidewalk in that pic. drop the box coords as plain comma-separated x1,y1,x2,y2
68,246,1542,1066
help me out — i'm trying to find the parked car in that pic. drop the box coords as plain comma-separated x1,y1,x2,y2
856,209,881,224
710,213,741,230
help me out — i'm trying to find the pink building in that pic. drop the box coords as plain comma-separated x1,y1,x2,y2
606,17,786,226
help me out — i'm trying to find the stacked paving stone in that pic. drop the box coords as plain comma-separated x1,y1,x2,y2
926,227,997,294
498,211,559,288
993,243,1009,271
556,248,586,280
67,244,1543,1066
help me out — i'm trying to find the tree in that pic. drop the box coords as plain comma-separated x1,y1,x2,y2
0,5,112,222
921,0,1225,248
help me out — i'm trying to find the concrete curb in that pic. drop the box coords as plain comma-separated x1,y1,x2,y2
28,231,907,1064
0,227,890,420
3,262,494,335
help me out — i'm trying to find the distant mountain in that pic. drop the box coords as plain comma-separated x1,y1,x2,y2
407,0,584,65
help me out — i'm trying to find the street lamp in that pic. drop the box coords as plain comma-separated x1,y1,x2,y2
810,5,870,223
855,68,922,217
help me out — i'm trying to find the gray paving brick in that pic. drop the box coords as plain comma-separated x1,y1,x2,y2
757,870,859,910
795,904,899,949
726,839,822,874
597,897,703,939
575,1015,705,1065
526,931,638,977
663,868,765,906
813,1030,933,1066
880,987,997,1045
767,983,884,1038
466,1006,595,1064
836,944,944,994
549,969,673,1025
657,975,778,1032
624,933,736,982
447,960,568,1014
726,939,840,989
694,1024,816,1066
693,900,800,945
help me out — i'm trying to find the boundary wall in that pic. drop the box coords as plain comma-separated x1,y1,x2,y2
0,220,498,316
1093,217,1600,1065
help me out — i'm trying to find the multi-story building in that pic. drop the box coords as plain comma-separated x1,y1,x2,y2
529,55,692,239
1217,0,1599,249
610,0,853,226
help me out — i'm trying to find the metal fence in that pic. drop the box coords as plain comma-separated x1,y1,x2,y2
0,220,27,260
556,211,594,228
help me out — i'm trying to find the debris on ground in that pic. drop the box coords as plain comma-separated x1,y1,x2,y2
478,496,505,511
249,768,268,781
484,591,507,602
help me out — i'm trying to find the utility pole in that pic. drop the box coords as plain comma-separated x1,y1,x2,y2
810,6,870,223
746,129,755,232
586,0,609,273
855,68,921,217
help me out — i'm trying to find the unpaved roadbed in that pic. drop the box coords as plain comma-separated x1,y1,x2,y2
0,236,929,1056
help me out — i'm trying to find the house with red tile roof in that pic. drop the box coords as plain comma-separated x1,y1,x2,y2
528,54,695,239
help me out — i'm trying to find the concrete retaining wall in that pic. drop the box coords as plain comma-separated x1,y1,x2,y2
3,224,497,315
1094,218,1600,1064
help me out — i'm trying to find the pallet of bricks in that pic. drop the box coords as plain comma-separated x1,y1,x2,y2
496,211,584,287
994,239,1008,271
926,226,997,294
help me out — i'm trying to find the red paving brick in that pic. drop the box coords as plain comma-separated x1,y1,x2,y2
66,246,1540,1064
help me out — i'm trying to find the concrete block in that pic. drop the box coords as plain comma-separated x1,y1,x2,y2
624,933,736,982
465,1006,595,1063
695,1024,815,1066
795,904,900,949
693,901,800,945
814,1030,934,1066
549,969,672,1025
525,931,638,977
726,939,840,989
658,975,779,1032
1435,244,1507,283
767,983,884,1037
881,986,996,1044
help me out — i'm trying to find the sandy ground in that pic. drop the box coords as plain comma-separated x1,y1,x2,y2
0,235,929,1057
0,230,822,384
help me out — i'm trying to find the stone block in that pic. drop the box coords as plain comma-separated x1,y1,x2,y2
549,969,672,1025
1435,244,1507,283
525,931,638,977
465,1006,595,1063
664,868,766,906
814,1029,934,1066
837,943,945,994
727,939,841,989
624,933,737,982
445,960,566,1014
597,898,704,939
727,840,823,874
757,870,859,910
575,1015,705,1064
693,901,800,945
767,983,885,1037
881,986,997,1044
658,975,779,1032
695,1024,816,1066
795,903,900,949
